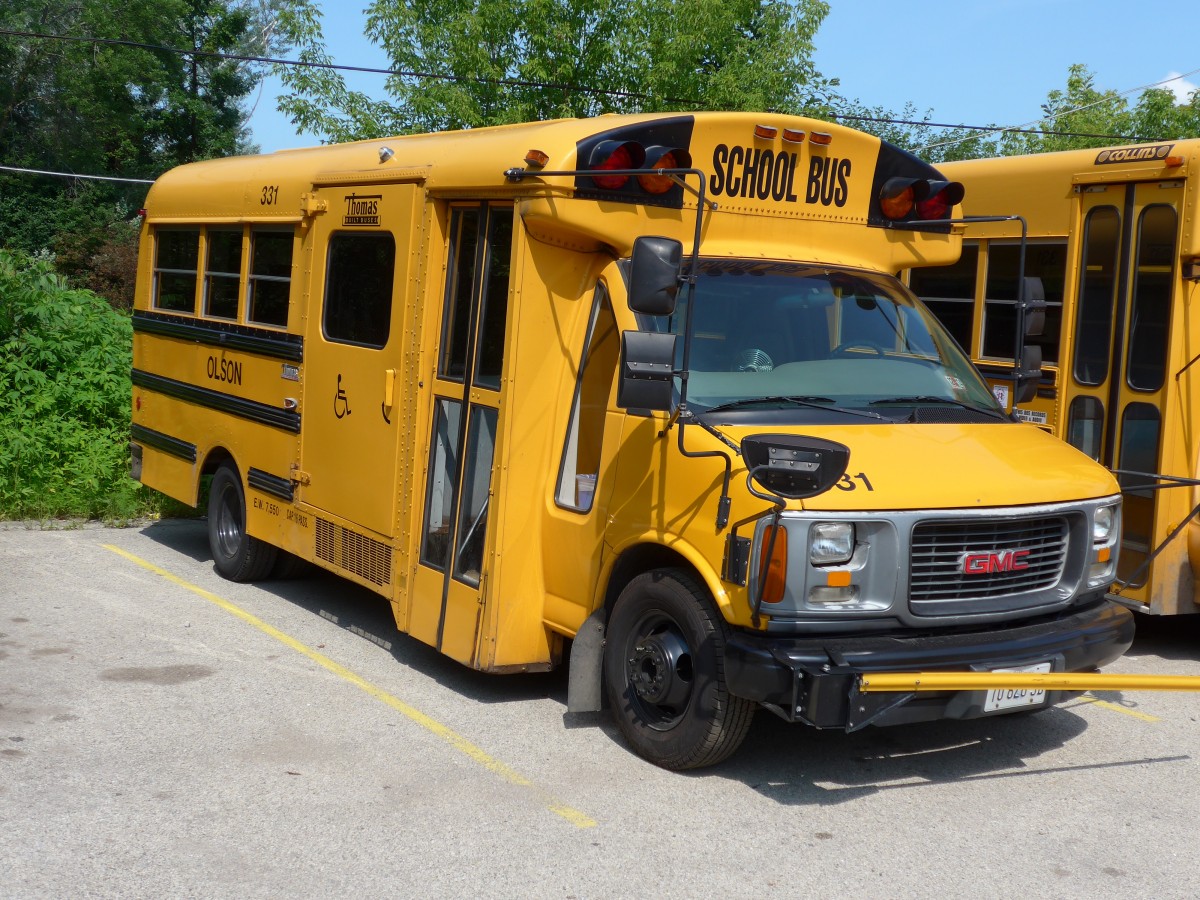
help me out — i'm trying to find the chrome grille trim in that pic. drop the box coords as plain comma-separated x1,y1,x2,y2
910,515,1068,612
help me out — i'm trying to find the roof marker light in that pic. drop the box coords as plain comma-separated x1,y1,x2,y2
524,148,549,168
810,132,833,146
782,128,806,144
1165,155,1184,168
754,124,778,140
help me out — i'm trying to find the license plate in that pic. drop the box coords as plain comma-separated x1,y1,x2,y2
983,662,1052,712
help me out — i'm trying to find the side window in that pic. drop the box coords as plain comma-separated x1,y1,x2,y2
981,242,1066,364
556,287,618,512
248,229,293,328
153,229,200,313
908,244,978,353
203,228,242,320
1073,207,1120,386
323,232,395,347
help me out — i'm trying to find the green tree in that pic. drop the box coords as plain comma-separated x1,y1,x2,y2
275,0,835,140
0,0,307,305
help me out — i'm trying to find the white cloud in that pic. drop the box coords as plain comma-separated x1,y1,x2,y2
1164,72,1197,103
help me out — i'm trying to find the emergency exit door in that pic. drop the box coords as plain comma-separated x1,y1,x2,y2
1063,180,1183,582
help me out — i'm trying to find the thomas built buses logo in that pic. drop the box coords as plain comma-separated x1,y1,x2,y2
343,193,382,226
1095,144,1174,165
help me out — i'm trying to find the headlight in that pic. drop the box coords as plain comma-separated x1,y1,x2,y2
1093,505,1117,543
810,522,855,566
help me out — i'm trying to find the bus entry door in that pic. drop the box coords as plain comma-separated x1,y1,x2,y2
1064,180,1183,585
299,183,418,544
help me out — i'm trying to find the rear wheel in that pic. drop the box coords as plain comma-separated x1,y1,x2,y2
208,463,277,582
604,569,754,770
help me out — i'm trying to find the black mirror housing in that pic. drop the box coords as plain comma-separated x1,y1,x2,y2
740,434,850,500
1013,345,1043,405
1023,276,1047,337
617,330,676,411
628,236,683,315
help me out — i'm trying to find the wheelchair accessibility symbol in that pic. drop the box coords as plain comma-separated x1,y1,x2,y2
334,374,351,419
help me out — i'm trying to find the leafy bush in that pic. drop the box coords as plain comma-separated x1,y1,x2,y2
0,249,162,520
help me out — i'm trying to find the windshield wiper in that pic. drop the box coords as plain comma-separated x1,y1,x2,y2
700,396,887,421
869,395,1007,420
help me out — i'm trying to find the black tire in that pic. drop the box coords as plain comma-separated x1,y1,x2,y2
208,464,277,582
604,568,754,770
270,550,310,580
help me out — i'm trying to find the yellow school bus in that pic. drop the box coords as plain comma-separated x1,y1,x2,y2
912,142,1200,618
131,112,1138,770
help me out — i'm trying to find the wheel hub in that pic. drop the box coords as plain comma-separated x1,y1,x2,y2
627,627,693,710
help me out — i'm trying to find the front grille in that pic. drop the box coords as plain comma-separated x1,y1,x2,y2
909,515,1068,614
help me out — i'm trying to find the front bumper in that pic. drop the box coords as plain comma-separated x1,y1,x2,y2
724,599,1135,729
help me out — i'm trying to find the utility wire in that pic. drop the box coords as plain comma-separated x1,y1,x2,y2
916,67,1200,152
2,26,1180,142
0,27,703,107
0,163,154,184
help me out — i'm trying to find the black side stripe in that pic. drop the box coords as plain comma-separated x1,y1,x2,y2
130,424,197,462
133,310,304,363
132,369,301,433
248,467,295,502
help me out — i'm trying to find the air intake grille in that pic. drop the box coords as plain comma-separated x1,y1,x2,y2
315,518,393,587
909,515,1067,614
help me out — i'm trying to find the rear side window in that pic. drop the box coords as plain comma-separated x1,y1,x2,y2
153,229,200,313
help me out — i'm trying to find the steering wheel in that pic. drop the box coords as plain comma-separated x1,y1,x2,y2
830,340,886,357
734,348,774,372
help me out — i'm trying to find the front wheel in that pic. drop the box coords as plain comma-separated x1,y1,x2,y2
208,463,277,582
604,569,754,770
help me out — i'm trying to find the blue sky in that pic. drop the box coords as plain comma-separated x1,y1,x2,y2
247,0,1199,152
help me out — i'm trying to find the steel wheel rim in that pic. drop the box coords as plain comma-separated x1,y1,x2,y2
623,611,695,731
214,481,244,561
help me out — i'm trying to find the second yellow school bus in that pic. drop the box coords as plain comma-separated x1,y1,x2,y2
913,141,1200,619
131,113,1134,769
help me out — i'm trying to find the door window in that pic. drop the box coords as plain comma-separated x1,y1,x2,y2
323,232,396,348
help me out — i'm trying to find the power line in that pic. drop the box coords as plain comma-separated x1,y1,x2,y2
0,163,153,184
915,66,1200,152
832,113,1147,144
0,27,702,108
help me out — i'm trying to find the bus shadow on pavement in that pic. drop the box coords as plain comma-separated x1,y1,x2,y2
707,706,1188,805
140,518,571,709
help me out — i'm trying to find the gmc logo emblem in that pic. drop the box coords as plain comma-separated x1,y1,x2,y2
962,550,1031,575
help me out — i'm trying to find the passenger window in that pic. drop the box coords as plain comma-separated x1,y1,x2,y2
909,244,978,353
248,230,293,328
323,232,395,347
203,228,242,320
981,243,1065,364
153,229,200,313
556,287,618,512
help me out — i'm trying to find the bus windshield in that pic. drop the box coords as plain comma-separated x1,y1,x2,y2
648,259,1003,421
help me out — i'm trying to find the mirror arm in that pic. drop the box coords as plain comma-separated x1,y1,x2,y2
675,413,734,529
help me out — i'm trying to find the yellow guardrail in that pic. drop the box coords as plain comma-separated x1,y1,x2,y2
858,672,1200,693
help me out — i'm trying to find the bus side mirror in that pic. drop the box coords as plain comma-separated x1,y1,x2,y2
628,236,683,315
1014,345,1042,404
617,330,676,411
741,434,850,500
1023,276,1046,337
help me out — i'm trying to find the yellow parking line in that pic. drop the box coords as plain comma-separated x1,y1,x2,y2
1079,695,1160,722
103,544,597,829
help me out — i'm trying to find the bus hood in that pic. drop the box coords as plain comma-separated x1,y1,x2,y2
720,422,1120,511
